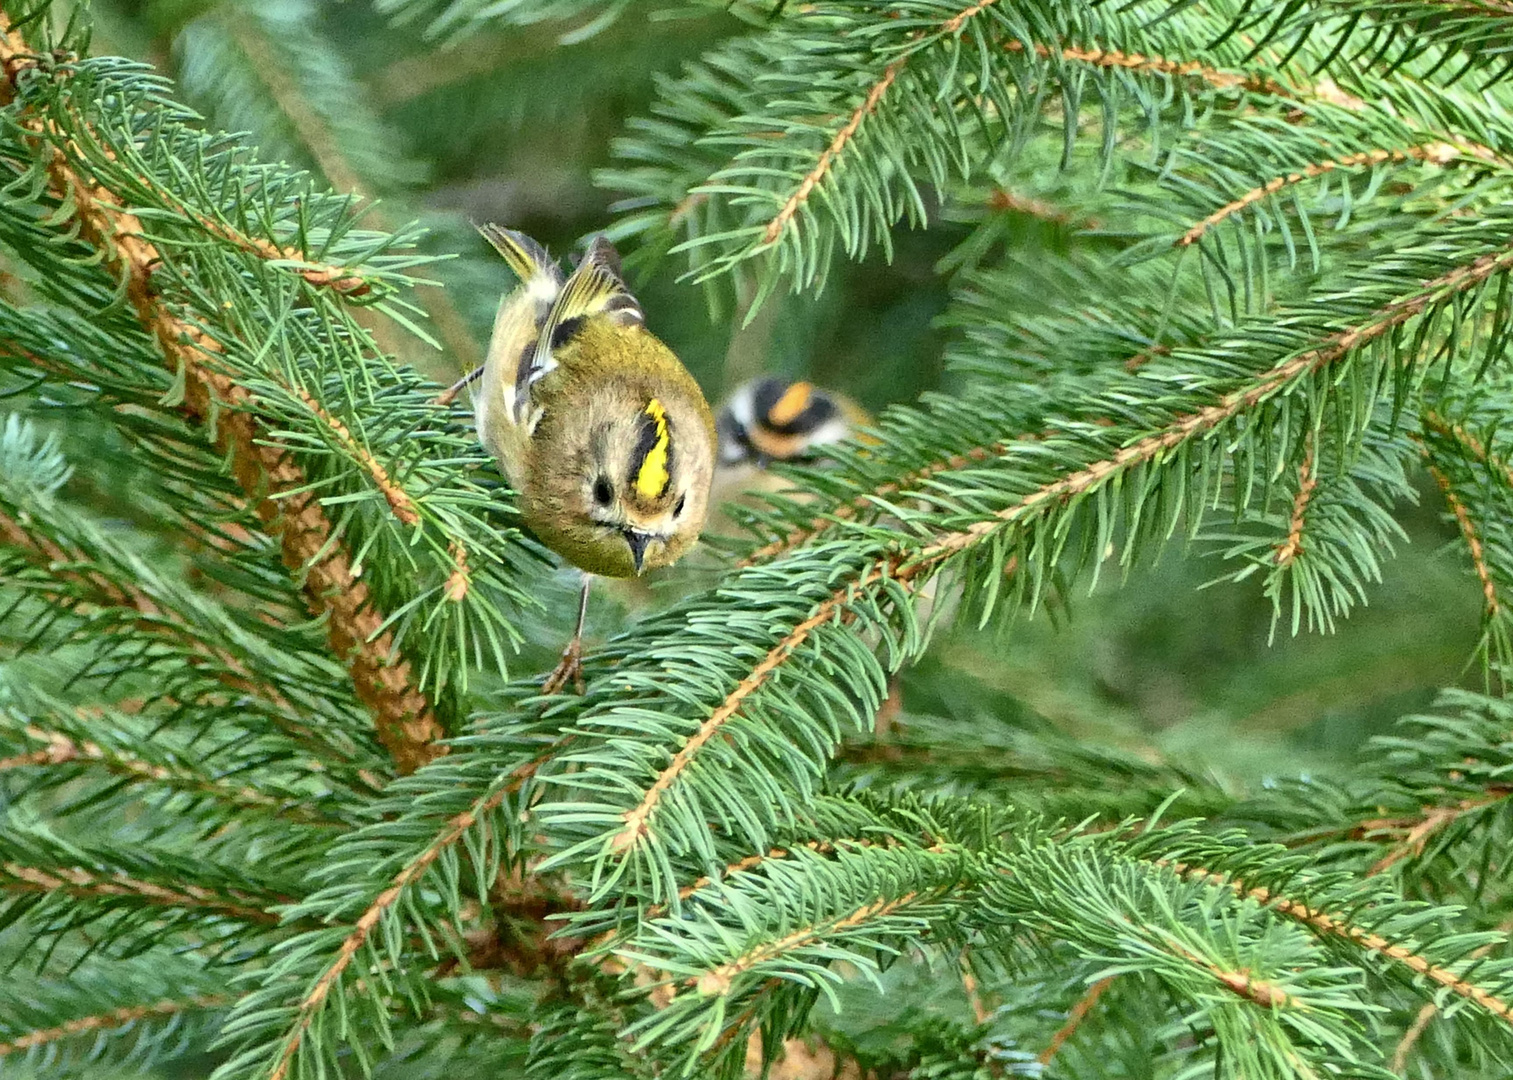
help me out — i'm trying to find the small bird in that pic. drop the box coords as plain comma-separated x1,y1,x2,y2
715,376,868,468
444,226,716,693
709,376,871,536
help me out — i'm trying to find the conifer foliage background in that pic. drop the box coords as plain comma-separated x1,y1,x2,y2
4,0,1513,1076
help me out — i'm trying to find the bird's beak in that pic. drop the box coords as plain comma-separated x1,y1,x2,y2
623,529,650,575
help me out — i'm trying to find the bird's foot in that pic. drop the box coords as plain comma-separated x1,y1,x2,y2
542,636,585,696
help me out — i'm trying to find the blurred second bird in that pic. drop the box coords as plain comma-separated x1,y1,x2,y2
711,375,872,530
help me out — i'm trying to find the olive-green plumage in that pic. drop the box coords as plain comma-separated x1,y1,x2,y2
471,225,716,580
513,319,715,576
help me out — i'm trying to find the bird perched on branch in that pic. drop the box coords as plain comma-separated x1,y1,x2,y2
444,226,716,693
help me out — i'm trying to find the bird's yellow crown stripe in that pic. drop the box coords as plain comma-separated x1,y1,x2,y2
768,381,814,426
634,399,671,499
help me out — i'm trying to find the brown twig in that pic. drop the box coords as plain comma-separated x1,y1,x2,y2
0,995,229,1056
1426,462,1500,619
692,892,919,996
1275,437,1316,567
738,442,1008,567
1039,977,1113,1064
1392,1000,1439,1072
1359,790,1512,875
1005,40,1284,95
0,16,445,774
1,862,283,924
290,385,421,527
987,187,1093,228
1424,410,1513,491
1170,862,1513,1027
909,239,1513,569
761,0,1006,248
1173,944,1291,1009
444,540,471,603
612,582,872,852
960,950,991,1025
1177,146,1443,248
265,747,550,1080
3,721,283,812
761,58,905,247
0,508,319,729
1390,914,1513,1069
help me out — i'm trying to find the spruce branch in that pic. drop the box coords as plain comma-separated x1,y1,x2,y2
1175,145,1451,250
1425,410,1513,490
1361,792,1513,875
0,995,229,1058
1274,436,1317,568
258,785,521,1080
1169,862,1513,1028
1037,976,1114,1066
737,439,1008,567
550,220,1513,915
0,13,445,773
0,416,380,771
212,720,562,1080
611,588,864,854
0,691,348,824
758,54,906,250
1426,461,1499,618
1002,38,1284,94
0,856,285,926
216,9,369,197
0,945,233,1074
1203,0,1513,86
1414,414,1513,668
987,834,1386,1077
112,160,382,298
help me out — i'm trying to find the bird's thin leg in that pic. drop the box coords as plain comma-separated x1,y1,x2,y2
435,365,484,407
542,577,591,695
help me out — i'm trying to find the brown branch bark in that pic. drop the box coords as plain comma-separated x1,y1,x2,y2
1039,977,1113,1064
692,891,919,996
1,862,283,924
1275,437,1316,567
1424,409,1513,491
1426,461,1501,619
0,995,229,1056
1005,39,1285,95
1170,862,1513,1027
0,17,444,773
1178,146,1444,248
1,718,338,822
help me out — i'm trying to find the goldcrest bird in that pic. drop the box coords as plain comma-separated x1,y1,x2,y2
443,226,716,693
709,376,871,531
715,375,868,468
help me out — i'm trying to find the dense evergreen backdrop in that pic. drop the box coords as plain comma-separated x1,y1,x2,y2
1,1,1512,1077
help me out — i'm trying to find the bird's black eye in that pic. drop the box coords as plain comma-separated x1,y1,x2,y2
673,494,687,518
593,477,614,506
